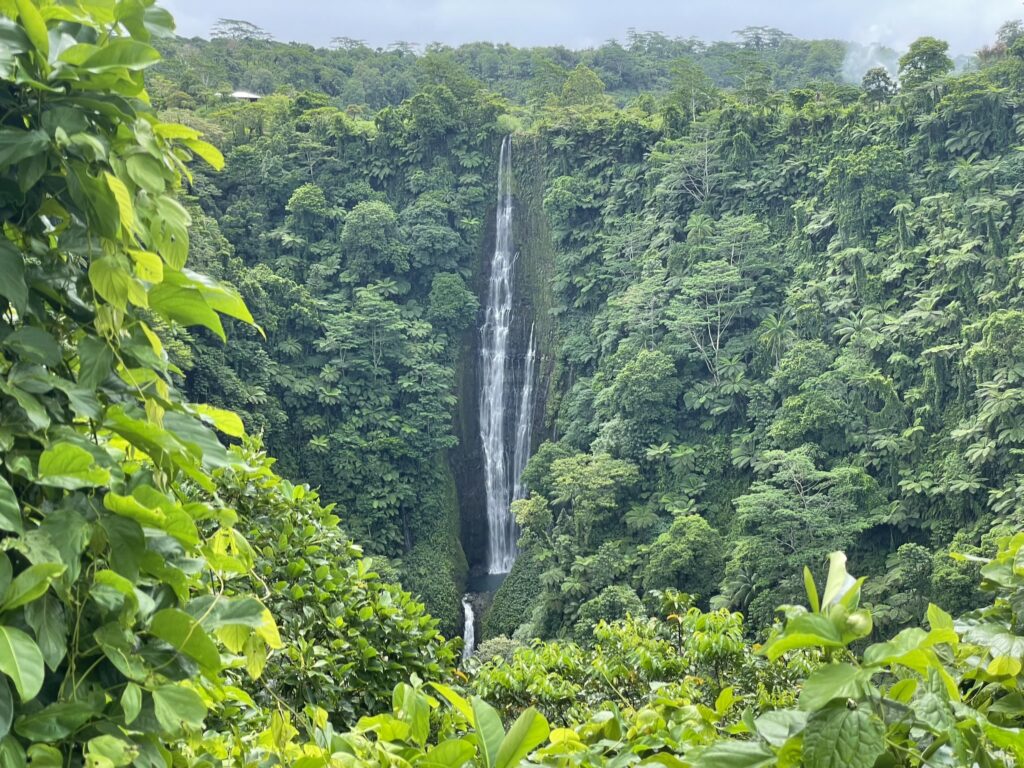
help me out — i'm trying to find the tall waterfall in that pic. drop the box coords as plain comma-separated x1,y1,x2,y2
461,596,476,662
512,323,537,502
480,135,524,574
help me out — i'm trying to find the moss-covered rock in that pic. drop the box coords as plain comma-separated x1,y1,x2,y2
483,545,543,638
401,454,468,636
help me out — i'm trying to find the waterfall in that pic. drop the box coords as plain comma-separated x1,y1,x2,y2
480,135,519,574
461,595,476,662
512,323,537,502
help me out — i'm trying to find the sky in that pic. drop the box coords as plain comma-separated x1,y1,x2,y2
162,0,1022,55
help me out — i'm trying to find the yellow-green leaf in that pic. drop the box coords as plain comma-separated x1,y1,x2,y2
105,172,136,234
183,139,224,171
128,249,162,283
37,443,110,490
15,0,47,60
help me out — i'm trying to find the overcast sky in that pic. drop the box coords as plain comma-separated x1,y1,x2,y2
161,0,1022,55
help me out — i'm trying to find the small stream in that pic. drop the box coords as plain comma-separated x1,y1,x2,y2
461,572,508,661
461,596,476,663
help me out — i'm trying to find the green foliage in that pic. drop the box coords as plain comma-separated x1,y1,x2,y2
484,546,544,639
248,545,1024,767
640,514,725,603
560,65,607,107
0,3,283,762
118,16,1024,767
427,272,479,337
898,36,954,89
212,440,457,726
573,586,645,643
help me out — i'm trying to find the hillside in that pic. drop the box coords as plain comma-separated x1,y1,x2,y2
3,3,1024,765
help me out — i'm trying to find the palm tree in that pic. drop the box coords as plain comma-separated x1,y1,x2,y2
758,309,796,367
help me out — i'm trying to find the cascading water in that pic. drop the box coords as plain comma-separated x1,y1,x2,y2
479,135,519,574
512,323,537,502
461,595,476,662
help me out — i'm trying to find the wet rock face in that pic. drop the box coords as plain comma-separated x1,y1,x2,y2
460,588,497,662
453,135,554,578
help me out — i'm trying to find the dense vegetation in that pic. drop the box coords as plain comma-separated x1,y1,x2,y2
6,1,1024,766
154,24,857,109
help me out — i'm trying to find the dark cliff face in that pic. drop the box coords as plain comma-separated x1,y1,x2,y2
451,136,557,573
451,208,490,571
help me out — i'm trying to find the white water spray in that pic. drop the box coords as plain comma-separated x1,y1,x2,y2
479,135,523,574
461,595,476,662
512,323,537,502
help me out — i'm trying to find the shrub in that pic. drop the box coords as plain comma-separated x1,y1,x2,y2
213,441,457,726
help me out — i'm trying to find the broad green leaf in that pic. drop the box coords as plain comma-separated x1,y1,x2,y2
149,608,221,672
150,195,190,269
256,608,282,649
357,713,410,742
471,696,505,768
416,739,476,768
393,683,430,746
0,677,11,738
92,570,140,617
3,328,60,367
95,624,147,681
761,612,844,660
802,703,885,768
105,172,135,234
430,683,474,724
14,0,47,59
242,632,266,680
153,122,200,140
187,595,266,631
174,268,256,326
103,491,165,529
37,443,110,490
183,138,224,171
799,664,872,711
81,39,160,72
76,337,114,390
148,283,225,340
495,707,549,768
753,709,807,747
988,655,1022,677
0,737,24,768
152,684,206,734
88,256,147,311
125,154,166,194
927,603,954,632
804,566,820,614
2,563,65,612
14,701,96,742
0,557,11,602
0,477,22,535
0,242,27,313
121,682,141,725
0,129,47,171
85,735,135,767
24,595,66,671
955,621,1024,658
195,404,245,438
0,626,43,701
692,740,775,768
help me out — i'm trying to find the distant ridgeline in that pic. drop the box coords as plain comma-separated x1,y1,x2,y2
154,25,878,110
161,20,1024,641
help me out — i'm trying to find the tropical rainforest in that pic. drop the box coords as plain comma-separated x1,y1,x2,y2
5,0,1024,765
